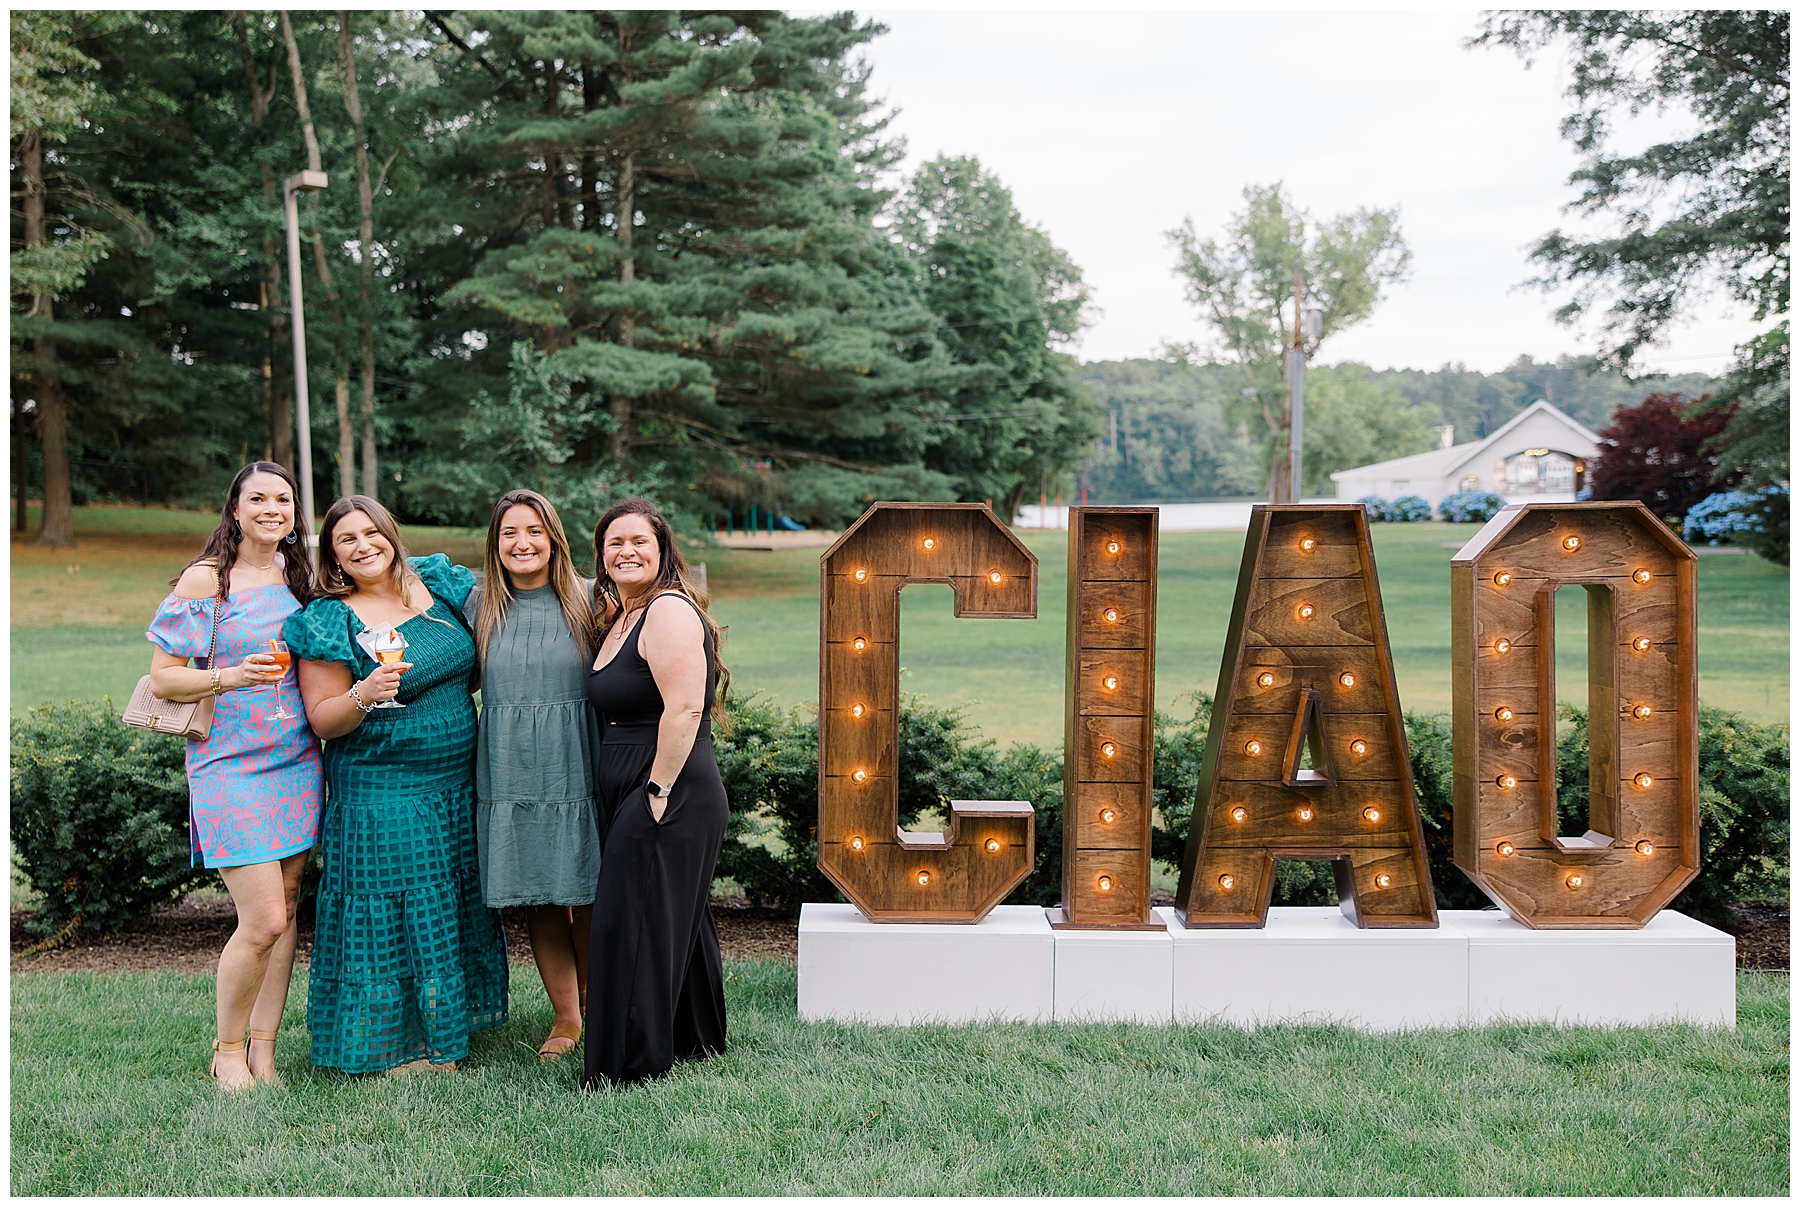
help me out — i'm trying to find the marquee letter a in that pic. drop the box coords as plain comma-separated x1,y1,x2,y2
1174,505,1438,928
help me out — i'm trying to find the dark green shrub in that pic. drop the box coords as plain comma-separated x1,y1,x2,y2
1405,711,1492,909
10,700,211,940
1677,705,1789,923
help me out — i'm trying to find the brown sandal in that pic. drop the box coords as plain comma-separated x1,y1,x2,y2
538,1021,581,1063
247,1028,280,1084
210,1036,250,1091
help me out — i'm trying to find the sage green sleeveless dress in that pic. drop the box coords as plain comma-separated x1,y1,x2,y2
466,582,602,907
283,554,509,1072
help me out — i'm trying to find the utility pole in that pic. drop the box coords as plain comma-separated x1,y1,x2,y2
283,169,328,565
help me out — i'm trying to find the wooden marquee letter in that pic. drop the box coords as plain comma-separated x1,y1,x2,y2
816,503,1038,922
1054,507,1162,928
1450,501,1699,928
1174,505,1437,929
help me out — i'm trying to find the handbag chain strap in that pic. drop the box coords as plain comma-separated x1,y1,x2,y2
205,567,223,669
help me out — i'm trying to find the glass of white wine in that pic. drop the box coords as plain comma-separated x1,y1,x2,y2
371,627,409,709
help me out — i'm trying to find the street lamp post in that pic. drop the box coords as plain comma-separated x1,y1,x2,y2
283,169,328,564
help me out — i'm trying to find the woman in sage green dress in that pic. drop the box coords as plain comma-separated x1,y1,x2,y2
465,489,601,1062
286,495,508,1074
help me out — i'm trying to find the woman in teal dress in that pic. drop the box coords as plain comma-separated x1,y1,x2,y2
285,495,507,1073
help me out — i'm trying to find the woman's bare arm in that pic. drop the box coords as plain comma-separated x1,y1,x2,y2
148,563,280,700
298,656,409,740
640,594,710,821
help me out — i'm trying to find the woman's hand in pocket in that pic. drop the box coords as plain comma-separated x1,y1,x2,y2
648,790,669,823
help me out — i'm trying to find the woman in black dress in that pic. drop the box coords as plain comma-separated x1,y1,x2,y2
583,499,730,1086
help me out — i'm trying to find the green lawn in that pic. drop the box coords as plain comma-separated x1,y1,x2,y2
9,965,1788,1196
12,509,1789,749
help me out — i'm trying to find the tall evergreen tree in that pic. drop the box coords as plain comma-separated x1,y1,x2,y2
890,155,1099,519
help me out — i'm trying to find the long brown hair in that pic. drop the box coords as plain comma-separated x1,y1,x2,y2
176,461,314,603
316,494,452,626
592,499,730,726
475,489,591,672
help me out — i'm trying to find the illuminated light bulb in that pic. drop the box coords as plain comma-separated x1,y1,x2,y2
1297,807,1314,822
987,570,1003,584
1632,636,1652,652
1097,875,1113,892
1494,639,1512,655
1102,674,1120,691
984,838,1001,854
921,536,936,550
1100,808,1117,825
852,636,867,651
1217,873,1235,891
1632,568,1652,584
1230,806,1248,823
916,870,931,887
848,835,865,852
1374,873,1393,889
1496,774,1517,790
1493,571,1513,588
1633,772,1654,790
1299,537,1317,552
1106,539,1121,555
1350,740,1368,757
1297,603,1316,620
1496,841,1516,857
1495,706,1514,723
1103,607,1120,624
1566,873,1584,889
853,567,869,582
1633,704,1652,720
1243,739,1262,757
1363,806,1381,823
851,768,868,785
1257,672,1275,688
1339,671,1356,688
1100,741,1118,759
1562,534,1582,552
850,703,866,719
1635,840,1655,856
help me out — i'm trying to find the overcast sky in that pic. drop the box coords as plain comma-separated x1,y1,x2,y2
843,8,1763,376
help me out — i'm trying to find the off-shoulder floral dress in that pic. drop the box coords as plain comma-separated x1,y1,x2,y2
146,582,322,868
282,554,508,1073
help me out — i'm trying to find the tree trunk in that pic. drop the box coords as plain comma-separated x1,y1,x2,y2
281,10,354,498
19,130,76,547
237,14,293,473
579,58,600,231
15,403,27,532
610,149,636,463
337,12,380,499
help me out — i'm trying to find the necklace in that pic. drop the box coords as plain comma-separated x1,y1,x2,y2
238,553,278,573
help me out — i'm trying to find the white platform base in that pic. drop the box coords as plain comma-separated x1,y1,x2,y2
797,904,1737,1029
797,904,1053,1024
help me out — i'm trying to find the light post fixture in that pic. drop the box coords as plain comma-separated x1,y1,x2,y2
283,169,328,564
1287,287,1324,504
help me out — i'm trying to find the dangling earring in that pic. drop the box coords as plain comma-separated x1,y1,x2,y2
231,520,243,541
285,531,298,545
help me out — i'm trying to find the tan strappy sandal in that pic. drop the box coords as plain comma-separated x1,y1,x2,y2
210,1036,251,1091
247,1028,280,1084
538,1021,581,1063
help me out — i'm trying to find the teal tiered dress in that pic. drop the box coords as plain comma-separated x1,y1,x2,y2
283,554,509,1072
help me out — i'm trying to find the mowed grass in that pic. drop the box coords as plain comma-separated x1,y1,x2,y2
11,507,1789,747
9,965,1788,1196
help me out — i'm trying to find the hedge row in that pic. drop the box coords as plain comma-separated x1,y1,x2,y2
11,694,1789,936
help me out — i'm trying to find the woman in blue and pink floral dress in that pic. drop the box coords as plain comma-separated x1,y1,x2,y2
146,462,323,1091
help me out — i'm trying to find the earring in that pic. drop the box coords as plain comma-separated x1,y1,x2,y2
285,531,298,545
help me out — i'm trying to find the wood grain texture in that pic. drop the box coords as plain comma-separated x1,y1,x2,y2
1174,505,1438,929
1449,502,1700,928
817,503,1038,922
1062,508,1158,927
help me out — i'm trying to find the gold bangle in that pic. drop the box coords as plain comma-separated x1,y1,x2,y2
210,668,223,696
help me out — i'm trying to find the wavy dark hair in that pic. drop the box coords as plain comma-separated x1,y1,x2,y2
174,461,314,603
592,499,730,727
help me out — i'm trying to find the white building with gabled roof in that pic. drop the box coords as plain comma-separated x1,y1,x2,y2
1329,398,1603,507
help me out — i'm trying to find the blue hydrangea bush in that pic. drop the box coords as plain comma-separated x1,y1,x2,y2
1387,494,1434,522
1437,491,1507,523
1354,495,1389,521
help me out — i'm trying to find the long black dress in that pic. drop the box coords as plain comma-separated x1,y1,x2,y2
583,591,729,1086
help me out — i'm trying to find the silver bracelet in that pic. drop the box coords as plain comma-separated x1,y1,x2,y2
348,682,375,714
